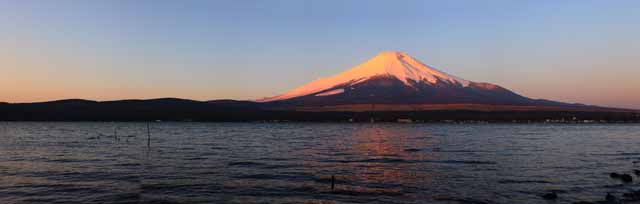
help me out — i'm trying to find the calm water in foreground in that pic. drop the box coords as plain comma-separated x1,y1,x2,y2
0,122,639,204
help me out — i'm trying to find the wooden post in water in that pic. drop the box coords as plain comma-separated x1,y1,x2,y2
114,124,118,141
146,122,150,148
331,175,335,191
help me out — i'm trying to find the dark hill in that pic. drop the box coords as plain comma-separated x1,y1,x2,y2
0,98,638,122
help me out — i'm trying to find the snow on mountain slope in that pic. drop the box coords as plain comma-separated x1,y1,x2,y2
258,51,470,102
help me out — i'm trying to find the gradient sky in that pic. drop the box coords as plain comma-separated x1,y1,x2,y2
1,0,639,109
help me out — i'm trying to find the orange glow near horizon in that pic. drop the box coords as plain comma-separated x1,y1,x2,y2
2,1,639,109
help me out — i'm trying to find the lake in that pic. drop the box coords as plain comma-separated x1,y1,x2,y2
0,122,639,204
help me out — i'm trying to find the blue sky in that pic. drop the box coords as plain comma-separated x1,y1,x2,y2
1,0,639,108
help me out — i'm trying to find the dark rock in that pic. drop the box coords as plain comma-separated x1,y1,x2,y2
604,193,616,201
610,172,632,182
633,169,640,176
572,201,595,204
605,193,616,202
610,173,621,178
542,192,558,200
623,190,640,201
620,174,633,182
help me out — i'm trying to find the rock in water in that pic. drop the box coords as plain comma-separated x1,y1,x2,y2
610,172,632,182
542,192,558,200
610,173,621,178
605,193,616,202
623,190,640,201
572,202,595,204
620,174,633,182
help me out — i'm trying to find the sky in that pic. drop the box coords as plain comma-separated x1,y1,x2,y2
1,0,639,109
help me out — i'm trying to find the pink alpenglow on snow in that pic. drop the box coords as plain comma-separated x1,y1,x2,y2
258,51,470,102
254,51,599,109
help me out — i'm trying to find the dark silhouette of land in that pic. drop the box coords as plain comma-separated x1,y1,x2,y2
1,98,638,122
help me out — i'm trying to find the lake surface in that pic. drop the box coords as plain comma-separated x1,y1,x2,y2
0,122,639,204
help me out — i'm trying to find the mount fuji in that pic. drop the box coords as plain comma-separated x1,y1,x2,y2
257,51,588,111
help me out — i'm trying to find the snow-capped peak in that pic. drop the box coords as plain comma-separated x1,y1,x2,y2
258,51,470,102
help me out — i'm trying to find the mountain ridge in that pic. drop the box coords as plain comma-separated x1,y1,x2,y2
0,97,637,122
